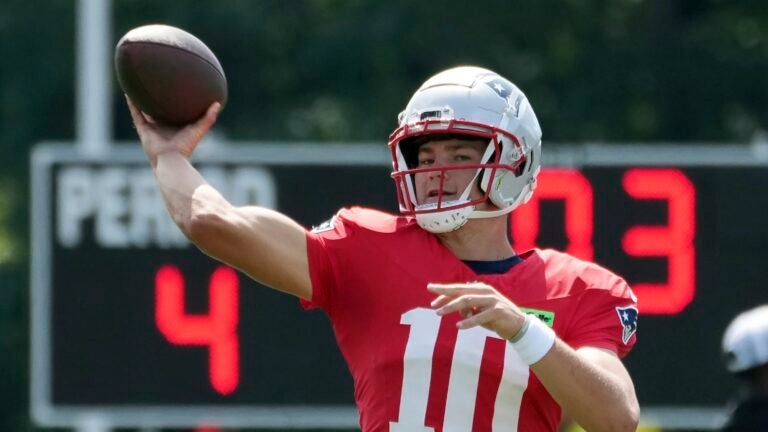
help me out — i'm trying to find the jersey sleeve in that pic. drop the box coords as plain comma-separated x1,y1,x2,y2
301,207,407,318
301,212,350,315
564,271,638,358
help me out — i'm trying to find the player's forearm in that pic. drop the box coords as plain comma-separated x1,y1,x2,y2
152,151,229,234
531,340,639,432
151,151,313,298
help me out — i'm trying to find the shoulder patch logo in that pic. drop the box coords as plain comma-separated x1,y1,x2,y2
311,216,336,233
616,306,638,345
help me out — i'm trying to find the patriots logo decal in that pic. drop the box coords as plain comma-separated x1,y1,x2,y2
483,78,523,117
616,306,638,345
484,78,512,99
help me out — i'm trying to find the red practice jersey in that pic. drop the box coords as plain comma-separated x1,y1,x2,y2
303,207,637,432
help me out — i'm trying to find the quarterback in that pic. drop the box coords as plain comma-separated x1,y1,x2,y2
127,66,640,431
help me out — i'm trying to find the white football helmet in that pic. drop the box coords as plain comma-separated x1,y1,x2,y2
389,66,542,233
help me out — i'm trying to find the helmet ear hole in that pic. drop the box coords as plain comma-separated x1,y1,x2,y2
514,150,535,176
514,156,528,176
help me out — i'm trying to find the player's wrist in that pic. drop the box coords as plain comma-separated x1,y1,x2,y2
507,314,556,366
151,149,187,167
507,313,531,343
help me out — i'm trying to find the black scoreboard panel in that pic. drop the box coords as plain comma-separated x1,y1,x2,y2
32,146,768,426
48,163,391,405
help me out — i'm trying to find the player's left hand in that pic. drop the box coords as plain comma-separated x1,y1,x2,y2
428,282,527,340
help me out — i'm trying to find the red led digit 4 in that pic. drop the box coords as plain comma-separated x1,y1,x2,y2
155,265,240,395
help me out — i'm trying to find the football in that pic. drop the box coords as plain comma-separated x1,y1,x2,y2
115,24,228,126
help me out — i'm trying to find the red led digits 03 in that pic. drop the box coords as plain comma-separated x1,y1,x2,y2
511,168,696,315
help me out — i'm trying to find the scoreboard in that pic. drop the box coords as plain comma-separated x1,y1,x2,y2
30,142,768,429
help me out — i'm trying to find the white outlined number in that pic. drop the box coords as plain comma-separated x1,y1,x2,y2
390,308,530,431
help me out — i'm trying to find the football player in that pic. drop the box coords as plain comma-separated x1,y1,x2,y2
127,66,639,431
721,304,768,430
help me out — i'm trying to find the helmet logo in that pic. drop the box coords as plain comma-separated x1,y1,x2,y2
484,78,523,118
484,78,512,99
484,77,513,99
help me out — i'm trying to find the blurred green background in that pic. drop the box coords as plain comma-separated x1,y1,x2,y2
2,0,768,431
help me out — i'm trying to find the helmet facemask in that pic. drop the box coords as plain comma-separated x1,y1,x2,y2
390,120,527,233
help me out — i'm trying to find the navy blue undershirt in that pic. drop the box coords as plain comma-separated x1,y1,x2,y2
462,255,523,275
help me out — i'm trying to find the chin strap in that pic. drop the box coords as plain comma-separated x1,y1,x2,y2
467,206,515,219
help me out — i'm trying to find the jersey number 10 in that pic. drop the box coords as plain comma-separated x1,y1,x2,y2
391,308,530,432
